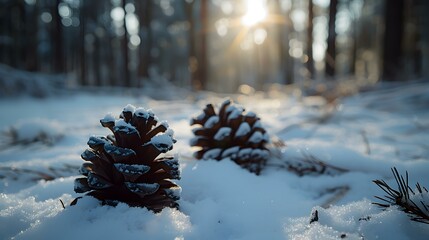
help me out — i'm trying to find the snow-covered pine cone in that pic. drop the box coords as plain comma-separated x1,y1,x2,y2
73,104,181,212
190,99,270,175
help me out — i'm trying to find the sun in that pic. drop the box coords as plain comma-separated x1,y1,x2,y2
241,0,268,27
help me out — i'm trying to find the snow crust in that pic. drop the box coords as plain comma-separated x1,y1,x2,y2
1,81,429,239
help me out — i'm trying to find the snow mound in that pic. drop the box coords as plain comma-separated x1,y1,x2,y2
285,199,429,239
0,63,65,98
3,118,64,146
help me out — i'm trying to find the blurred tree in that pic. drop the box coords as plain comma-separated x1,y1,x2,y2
185,0,199,90
25,2,39,71
275,0,294,85
122,0,130,87
199,0,208,89
417,0,429,78
52,0,64,73
382,0,404,81
136,0,152,84
307,0,314,79
79,0,87,86
326,0,337,77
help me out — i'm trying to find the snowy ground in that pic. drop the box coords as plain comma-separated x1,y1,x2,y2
1,82,429,239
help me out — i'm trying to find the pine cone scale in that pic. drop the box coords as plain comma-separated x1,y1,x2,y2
104,144,136,163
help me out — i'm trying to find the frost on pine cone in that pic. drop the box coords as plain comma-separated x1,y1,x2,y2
73,104,181,212
190,99,270,175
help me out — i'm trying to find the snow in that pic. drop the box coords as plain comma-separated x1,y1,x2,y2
226,105,244,121
123,104,136,113
114,119,134,129
150,134,174,152
202,148,222,159
3,118,64,145
286,199,429,239
221,146,240,159
235,122,251,137
1,81,429,239
164,185,182,200
203,115,219,128
125,182,160,196
101,113,115,123
248,131,264,143
214,127,231,141
114,163,151,175
245,111,257,118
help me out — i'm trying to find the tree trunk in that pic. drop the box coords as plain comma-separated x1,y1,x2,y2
199,0,208,89
25,3,39,71
307,0,315,79
186,1,200,90
274,0,293,84
325,0,337,77
79,0,87,85
52,0,64,73
382,0,404,81
350,18,357,75
417,0,429,78
136,0,152,86
122,0,130,87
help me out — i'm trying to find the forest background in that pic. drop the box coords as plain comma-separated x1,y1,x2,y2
1,0,428,94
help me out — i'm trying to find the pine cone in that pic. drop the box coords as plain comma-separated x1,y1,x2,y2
73,104,181,212
190,99,270,175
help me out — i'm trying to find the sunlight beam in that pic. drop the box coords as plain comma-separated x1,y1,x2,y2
241,0,268,27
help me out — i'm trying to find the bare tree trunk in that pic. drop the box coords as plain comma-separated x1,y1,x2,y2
186,1,200,90
274,0,290,84
199,0,208,89
350,18,357,75
122,0,130,87
417,0,429,78
307,0,315,79
325,0,338,77
285,2,295,84
382,0,404,81
136,0,152,86
52,0,64,73
26,3,39,71
79,0,87,85
8,2,25,69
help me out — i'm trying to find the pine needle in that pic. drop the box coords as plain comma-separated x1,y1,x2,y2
373,167,429,224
